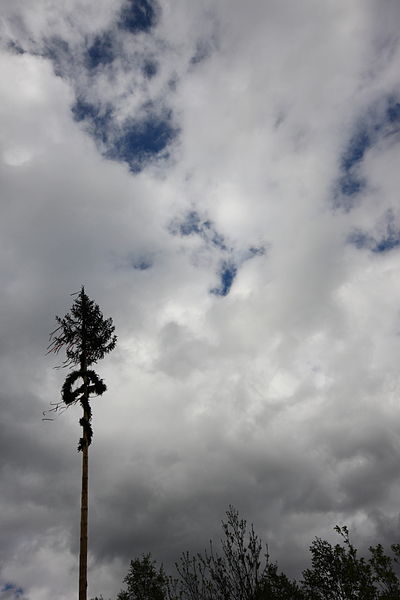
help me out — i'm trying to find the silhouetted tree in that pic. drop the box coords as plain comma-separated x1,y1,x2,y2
175,506,301,600
302,525,400,600
48,287,117,600
117,554,169,600
368,542,400,599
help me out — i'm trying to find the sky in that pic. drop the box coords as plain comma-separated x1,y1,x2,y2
1,0,400,598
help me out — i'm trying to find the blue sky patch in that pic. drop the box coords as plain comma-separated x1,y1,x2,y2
336,127,370,201
373,234,400,253
348,212,400,254
86,33,114,69
248,246,266,257
71,99,112,144
334,96,400,209
178,211,202,236
190,39,213,65
171,212,228,251
336,174,363,199
341,129,370,173
7,40,25,54
387,98,400,123
170,212,265,296
42,36,71,78
372,216,400,252
348,228,400,253
169,212,238,296
142,59,158,78
133,259,153,270
71,99,177,171
211,261,237,297
347,229,372,250
204,221,227,250
108,115,177,172
1,583,24,598
39,22,179,173
119,0,159,34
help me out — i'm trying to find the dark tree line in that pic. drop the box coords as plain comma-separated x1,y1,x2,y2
92,507,400,600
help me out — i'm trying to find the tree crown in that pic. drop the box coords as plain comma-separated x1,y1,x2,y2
48,286,117,367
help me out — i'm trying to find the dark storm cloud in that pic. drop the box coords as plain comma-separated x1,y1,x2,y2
88,389,400,577
87,416,324,569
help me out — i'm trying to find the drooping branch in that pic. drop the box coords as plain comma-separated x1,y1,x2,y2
42,399,70,421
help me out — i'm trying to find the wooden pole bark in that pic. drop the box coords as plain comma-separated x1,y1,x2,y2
78,404,89,600
79,334,89,600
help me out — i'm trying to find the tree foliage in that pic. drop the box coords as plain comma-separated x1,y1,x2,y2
302,526,400,600
302,525,376,599
117,554,169,600
174,506,300,600
48,287,117,368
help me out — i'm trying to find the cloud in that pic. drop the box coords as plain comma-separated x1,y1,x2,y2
1,1,400,599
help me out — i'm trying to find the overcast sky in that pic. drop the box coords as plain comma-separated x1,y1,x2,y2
1,1,400,598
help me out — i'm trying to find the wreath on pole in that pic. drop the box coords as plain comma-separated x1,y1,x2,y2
61,369,107,450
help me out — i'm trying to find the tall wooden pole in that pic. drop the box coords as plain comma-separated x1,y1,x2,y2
78,405,89,600
79,314,89,600
48,287,116,600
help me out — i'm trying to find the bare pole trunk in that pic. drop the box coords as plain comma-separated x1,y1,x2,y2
78,403,89,600
79,331,89,600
